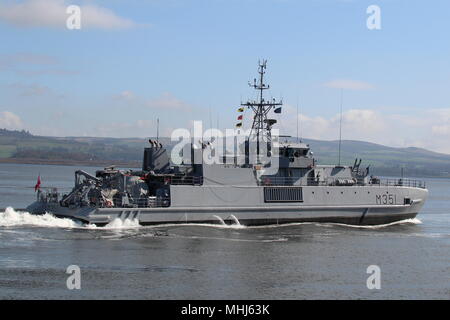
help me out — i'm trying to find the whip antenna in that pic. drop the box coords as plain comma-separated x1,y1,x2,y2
338,89,343,166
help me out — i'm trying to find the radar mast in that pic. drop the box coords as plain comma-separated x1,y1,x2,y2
241,60,282,164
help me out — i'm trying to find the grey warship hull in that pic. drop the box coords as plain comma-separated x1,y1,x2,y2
27,184,428,226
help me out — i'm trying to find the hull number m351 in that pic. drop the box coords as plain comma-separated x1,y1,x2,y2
376,193,397,205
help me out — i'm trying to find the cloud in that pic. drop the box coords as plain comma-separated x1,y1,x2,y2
428,109,450,138
114,91,194,112
146,92,193,112
428,108,450,123
279,105,450,154
339,109,385,133
431,125,450,135
2,82,66,103
16,69,79,76
80,3,137,30
0,53,57,69
115,90,136,100
323,79,375,90
90,119,159,138
0,52,77,76
0,111,24,130
0,0,137,30
7,82,54,97
280,106,383,142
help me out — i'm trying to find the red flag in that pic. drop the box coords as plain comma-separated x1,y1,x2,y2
237,115,243,120
34,175,41,192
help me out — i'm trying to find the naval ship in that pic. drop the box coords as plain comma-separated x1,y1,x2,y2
26,61,428,226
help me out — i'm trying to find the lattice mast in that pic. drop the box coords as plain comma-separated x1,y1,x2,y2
241,60,282,164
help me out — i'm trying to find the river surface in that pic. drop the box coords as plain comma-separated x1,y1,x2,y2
0,163,449,299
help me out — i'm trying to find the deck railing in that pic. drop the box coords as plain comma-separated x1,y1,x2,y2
259,177,426,189
114,197,171,208
169,176,204,185
373,178,426,189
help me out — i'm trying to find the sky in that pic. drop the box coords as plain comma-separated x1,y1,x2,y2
0,0,449,153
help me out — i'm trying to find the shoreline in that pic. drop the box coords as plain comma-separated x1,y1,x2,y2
0,158,141,168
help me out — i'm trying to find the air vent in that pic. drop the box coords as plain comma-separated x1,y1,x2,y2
264,187,303,202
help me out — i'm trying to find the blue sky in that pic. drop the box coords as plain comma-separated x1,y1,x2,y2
1,0,449,153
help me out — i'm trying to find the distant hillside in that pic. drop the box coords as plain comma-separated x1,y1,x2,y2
1,129,449,177
0,128,32,138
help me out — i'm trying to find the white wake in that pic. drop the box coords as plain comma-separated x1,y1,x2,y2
0,207,140,230
0,207,81,228
328,218,423,229
101,217,141,229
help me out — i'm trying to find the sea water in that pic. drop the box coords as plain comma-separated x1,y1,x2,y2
0,163,449,299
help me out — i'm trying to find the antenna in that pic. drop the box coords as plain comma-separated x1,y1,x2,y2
299,97,303,142
216,113,219,143
296,95,299,143
338,89,343,166
209,106,212,140
156,118,160,141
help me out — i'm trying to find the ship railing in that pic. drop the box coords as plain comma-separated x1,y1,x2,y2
37,187,72,191
112,197,171,208
371,178,426,189
133,197,171,208
259,177,360,186
259,177,299,186
36,187,75,202
259,177,426,188
36,187,59,203
169,176,203,186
